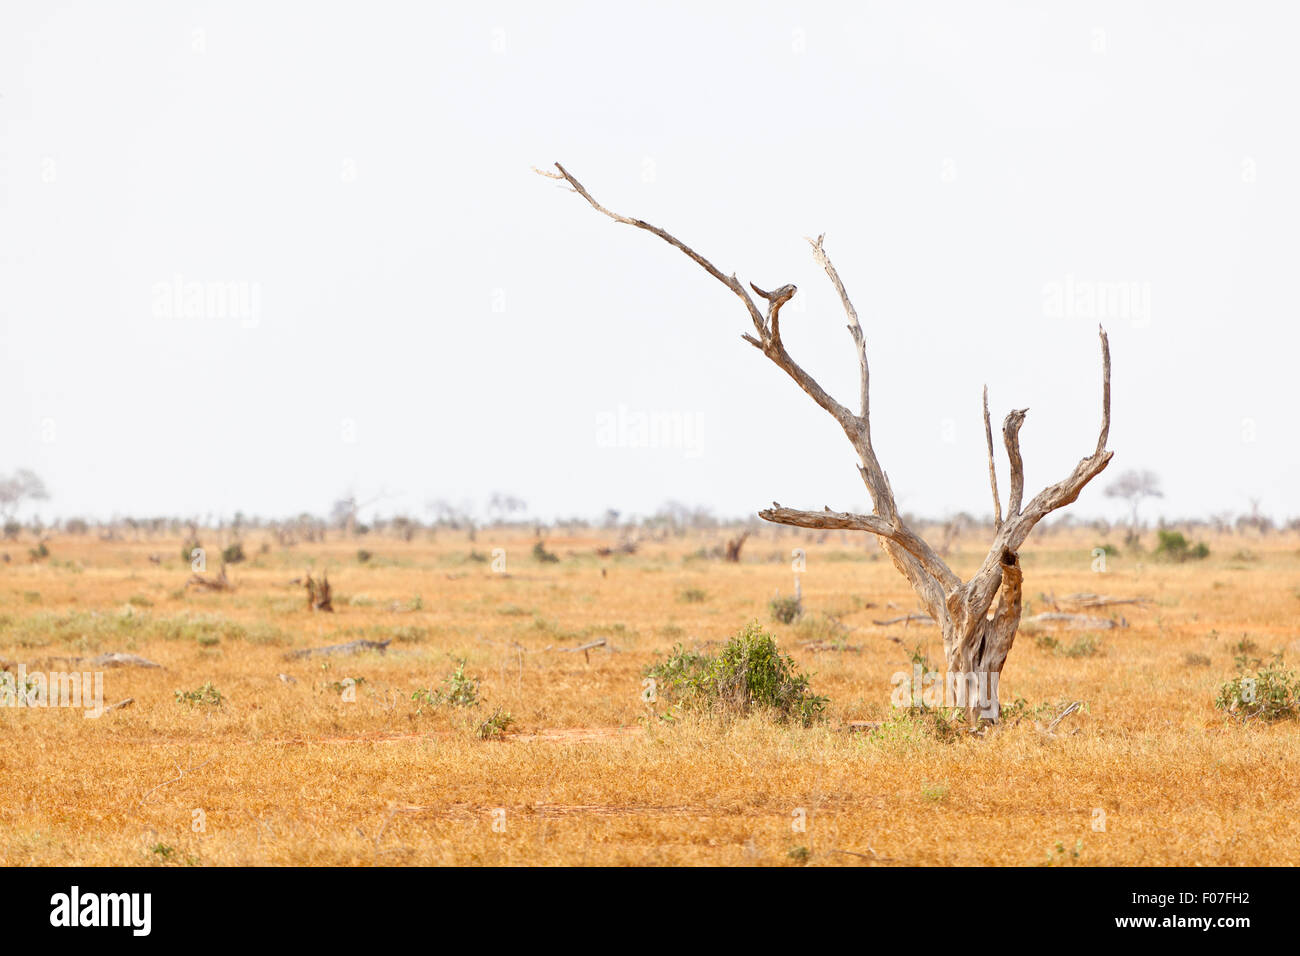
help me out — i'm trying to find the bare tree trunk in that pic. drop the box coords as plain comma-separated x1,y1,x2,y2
540,164,1114,722
724,531,749,562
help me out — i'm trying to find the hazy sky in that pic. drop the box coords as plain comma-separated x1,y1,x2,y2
2,1,1297,525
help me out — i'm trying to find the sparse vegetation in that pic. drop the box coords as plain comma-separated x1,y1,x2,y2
769,594,802,625
1216,654,1299,722
645,622,827,726
3,524,1298,866
476,708,515,739
1154,529,1209,562
412,660,480,712
174,681,223,707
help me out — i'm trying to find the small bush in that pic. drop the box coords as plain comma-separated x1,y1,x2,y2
679,588,708,604
1154,530,1209,562
1215,656,1299,722
644,622,827,726
412,660,480,712
174,681,223,707
1037,632,1100,657
769,595,802,625
1062,634,1102,658
921,782,949,803
532,541,559,563
356,549,373,563
476,708,515,739
221,542,246,564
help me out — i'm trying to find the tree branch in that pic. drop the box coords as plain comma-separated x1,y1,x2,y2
759,506,960,594
807,234,869,425
749,282,797,343
538,163,767,336
539,162,966,621
983,386,1002,530
963,328,1114,616
1003,408,1028,516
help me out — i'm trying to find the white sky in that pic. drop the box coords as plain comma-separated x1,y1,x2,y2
2,1,1297,525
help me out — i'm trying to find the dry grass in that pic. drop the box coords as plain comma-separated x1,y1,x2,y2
2,527,1299,866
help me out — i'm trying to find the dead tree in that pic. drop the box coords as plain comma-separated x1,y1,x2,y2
539,163,1114,721
304,571,334,612
724,531,750,562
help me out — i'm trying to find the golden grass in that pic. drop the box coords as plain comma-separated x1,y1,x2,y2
2,527,1298,866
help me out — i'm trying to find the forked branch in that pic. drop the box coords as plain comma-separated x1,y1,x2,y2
537,163,767,336
539,163,1113,636
983,386,1002,530
759,505,960,593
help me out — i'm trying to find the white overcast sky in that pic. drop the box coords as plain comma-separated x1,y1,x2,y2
2,1,1296,524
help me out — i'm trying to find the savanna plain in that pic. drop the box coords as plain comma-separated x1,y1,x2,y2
1,526,1297,866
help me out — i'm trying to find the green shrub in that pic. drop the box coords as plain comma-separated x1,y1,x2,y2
1215,655,1299,722
476,708,515,739
1036,633,1103,658
921,782,949,803
769,595,802,624
221,542,246,564
644,622,827,726
174,681,223,707
532,541,559,563
412,660,480,712
1154,530,1209,562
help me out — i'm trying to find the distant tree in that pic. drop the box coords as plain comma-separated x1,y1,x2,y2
486,492,528,524
1105,470,1163,543
0,469,49,524
332,488,394,536
1236,498,1274,535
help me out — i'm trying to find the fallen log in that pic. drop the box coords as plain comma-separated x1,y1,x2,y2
92,652,162,669
284,638,390,660
872,613,933,626
1059,592,1151,609
186,563,232,592
555,639,607,653
1023,612,1122,630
